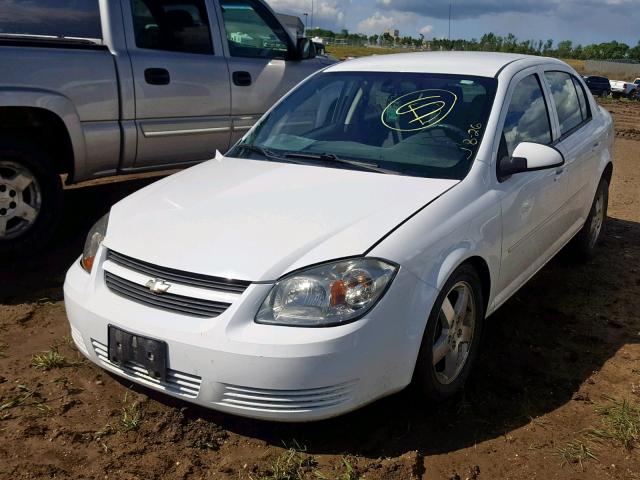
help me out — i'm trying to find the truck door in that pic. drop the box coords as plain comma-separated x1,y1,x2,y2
216,0,327,144
122,0,232,168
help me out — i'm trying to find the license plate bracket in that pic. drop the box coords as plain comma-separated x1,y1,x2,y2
108,326,167,382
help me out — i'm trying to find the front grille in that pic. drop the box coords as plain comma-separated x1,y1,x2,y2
92,340,202,398
216,382,356,414
106,250,250,294
105,271,231,318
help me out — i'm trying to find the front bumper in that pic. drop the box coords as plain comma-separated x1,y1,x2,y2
64,248,438,422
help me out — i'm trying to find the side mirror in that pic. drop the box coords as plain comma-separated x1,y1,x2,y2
498,142,564,181
295,37,316,60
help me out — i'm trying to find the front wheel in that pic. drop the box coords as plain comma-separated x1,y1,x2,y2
413,264,485,402
0,141,63,257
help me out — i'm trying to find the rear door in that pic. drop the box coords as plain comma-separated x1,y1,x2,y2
122,0,232,168
543,70,601,235
215,0,327,144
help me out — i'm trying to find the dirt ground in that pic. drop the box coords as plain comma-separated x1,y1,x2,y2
1,100,639,480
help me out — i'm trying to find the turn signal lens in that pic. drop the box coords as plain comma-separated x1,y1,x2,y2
81,213,109,273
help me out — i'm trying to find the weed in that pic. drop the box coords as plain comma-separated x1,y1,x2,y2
0,384,37,412
589,398,640,449
252,448,317,480
338,457,362,480
556,439,598,469
120,394,143,432
32,347,66,370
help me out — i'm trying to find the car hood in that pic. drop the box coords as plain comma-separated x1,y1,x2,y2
105,157,457,282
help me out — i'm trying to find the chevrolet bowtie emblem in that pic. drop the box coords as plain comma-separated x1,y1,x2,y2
145,278,171,294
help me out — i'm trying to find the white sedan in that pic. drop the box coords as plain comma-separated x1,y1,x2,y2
64,52,613,422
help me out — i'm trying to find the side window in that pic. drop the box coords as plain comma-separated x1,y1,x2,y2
130,0,213,54
0,0,101,39
572,76,591,122
220,0,290,59
501,74,552,158
544,71,583,136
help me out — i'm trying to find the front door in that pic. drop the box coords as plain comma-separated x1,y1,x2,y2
123,0,232,168
216,0,327,144
493,70,569,307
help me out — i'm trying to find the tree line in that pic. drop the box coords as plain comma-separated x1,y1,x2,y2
308,28,640,61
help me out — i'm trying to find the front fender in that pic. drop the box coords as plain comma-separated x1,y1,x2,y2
0,88,86,181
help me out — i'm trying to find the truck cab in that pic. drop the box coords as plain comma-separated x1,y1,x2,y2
0,0,333,255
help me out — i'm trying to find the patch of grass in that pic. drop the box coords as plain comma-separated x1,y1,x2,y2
252,448,318,480
0,384,38,412
325,44,412,59
120,394,143,432
32,346,66,370
337,457,362,480
589,398,640,449
556,439,598,469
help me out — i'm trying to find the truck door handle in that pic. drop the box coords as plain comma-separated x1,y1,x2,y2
232,71,252,87
144,68,171,85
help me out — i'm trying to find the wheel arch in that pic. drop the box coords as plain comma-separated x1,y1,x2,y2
435,250,493,317
0,89,86,183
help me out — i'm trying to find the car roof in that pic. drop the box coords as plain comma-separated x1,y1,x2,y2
324,51,566,78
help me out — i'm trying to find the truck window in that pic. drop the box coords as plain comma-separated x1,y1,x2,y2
0,0,101,39
130,0,213,54
220,0,290,59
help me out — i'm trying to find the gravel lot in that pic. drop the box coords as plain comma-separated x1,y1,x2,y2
1,100,639,480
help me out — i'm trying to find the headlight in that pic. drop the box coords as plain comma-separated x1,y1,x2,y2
256,258,397,327
81,213,109,273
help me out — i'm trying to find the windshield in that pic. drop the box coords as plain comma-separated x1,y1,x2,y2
229,71,498,179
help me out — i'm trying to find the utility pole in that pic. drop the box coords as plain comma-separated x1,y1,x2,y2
303,12,308,33
310,0,314,30
448,2,451,42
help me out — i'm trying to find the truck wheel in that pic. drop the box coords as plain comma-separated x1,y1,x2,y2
572,177,608,261
0,141,63,257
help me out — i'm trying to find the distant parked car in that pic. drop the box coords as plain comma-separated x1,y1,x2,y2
583,75,611,97
610,78,638,98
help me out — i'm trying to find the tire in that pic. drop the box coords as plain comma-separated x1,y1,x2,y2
599,90,608,98
0,139,63,257
572,177,608,261
413,264,485,402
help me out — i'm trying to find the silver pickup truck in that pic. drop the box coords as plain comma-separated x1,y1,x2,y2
0,0,333,255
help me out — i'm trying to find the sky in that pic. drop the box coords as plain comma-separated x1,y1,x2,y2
267,0,640,46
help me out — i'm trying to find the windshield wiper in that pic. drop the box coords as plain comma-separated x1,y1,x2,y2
236,144,308,165
282,152,397,175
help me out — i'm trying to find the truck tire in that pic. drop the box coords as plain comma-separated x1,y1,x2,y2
0,140,63,257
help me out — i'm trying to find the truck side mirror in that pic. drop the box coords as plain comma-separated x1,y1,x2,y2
295,37,316,60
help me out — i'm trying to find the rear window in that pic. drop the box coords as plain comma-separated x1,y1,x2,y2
0,0,102,39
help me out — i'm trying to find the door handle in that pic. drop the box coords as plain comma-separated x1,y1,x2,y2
144,68,171,85
591,141,601,151
232,71,252,87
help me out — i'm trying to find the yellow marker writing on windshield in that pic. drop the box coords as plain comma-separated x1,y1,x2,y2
381,89,458,132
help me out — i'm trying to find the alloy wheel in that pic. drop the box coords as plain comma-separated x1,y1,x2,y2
432,281,476,385
589,189,605,248
0,160,42,240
